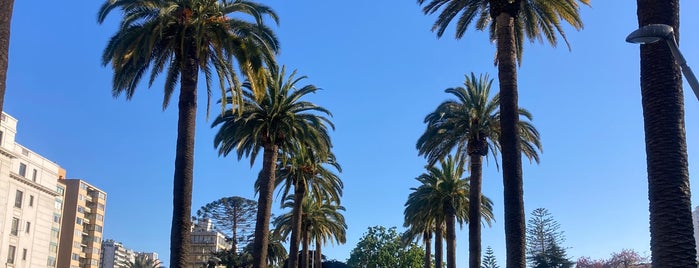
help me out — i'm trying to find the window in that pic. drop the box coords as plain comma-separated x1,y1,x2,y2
25,221,30,234
78,194,85,201
77,206,84,213
98,192,106,200
0,131,3,144
95,225,103,232
80,183,87,190
96,214,104,221
49,243,57,253
32,169,37,182
74,230,81,237
76,218,82,225
71,253,79,260
29,195,34,207
19,163,26,177
53,213,61,224
54,198,62,210
73,242,80,248
21,148,29,156
14,190,23,208
51,228,59,239
22,248,27,260
98,203,105,210
7,245,15,264
56,186,64,195
47,256,56,267
11,218,19,236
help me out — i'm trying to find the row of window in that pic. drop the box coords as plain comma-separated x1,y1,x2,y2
9,217,31,236
18,162,39,182
6,245,30,265
14,189,35,209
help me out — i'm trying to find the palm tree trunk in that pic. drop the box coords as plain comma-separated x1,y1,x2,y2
315,240,322,268
424,231,432,268
170,56,198,268
636,1,696,266
0,0,12,114
288,184,306,268
302,226,310,268
445,206,457,268
469,154,483,268
435,225,443,268
252,144,279,268
494,5,526,268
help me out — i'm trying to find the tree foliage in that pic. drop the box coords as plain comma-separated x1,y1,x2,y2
195,196,258,252
526,208,572,268
575,249,647,268
482,246,499,268
347,226,424,268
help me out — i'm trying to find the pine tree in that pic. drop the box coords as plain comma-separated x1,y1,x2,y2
526,208,572,268
481,246,499,268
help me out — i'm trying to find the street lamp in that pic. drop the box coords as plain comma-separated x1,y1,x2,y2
626,24,699,101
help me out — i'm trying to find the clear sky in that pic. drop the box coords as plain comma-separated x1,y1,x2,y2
7,1,699,267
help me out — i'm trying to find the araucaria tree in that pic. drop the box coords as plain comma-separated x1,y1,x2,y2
416,2,588,267
417,73,541,268
98,1,278,267
194,196,258,253
525,208,572,268
482,246,499,268
212,65,334,268
634,0,697,266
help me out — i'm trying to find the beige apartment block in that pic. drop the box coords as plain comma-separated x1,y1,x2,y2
57,179,106,268
0,112,65,268
189,219,230,268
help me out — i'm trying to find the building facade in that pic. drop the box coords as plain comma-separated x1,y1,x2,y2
0,113,65,267
100,239,135,268
57,179,107,268
190,219,230,268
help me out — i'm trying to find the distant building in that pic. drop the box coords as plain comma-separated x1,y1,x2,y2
693,206,699,261
100,239,135,268
0,112,65,267
57,179,107,268
190,218,230,268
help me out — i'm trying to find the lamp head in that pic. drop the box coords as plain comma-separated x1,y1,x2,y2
626,24,674,44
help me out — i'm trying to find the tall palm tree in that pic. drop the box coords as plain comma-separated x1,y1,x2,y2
275,148,342,268
416,2,587,267
416,73,541,268
275,195,346,268
635,1,696,266
0,0,12,114
405,155,495,268
98,1,278,266
401,218,434,268
213,65,334,268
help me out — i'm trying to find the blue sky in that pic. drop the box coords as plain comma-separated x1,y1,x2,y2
7,1,699,267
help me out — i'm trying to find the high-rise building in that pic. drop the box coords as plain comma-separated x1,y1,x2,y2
57,179,107,268
0,112,66,267
190,218,230,268
100,239,135,268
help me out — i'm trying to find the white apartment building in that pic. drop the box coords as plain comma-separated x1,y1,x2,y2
0,112,65,267
190,219,230,268
100,239,135,268
693,206,699,261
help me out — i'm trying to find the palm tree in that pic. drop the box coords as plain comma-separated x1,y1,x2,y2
405,155,495,268
275,148,342,268
416,2,587,267
275,195,346,268
127,255,164,268
401,218,434,268
98,1,278,266
635,1,696,266
0,0,12,114
416,73,541,268
213,65,334,268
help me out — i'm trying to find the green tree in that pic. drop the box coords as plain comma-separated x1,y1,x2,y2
127,255,164,268
417,73,541,268
213,66,334,268
482,246,499,268
275,149,342,268
98,1,278,266
526,208,572,268
347,226,424,268
0,0,12,114
416,2,588,267
634,0,696,266
195,196,258,253
404,155,495,268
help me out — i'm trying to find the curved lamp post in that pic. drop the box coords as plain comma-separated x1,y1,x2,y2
627,24,699,101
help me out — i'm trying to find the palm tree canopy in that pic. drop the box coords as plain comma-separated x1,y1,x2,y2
274,148,343,205
416,72,542,167
418,0,589,63
98,0,279,114
212,65,335,165
404,155,495,229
